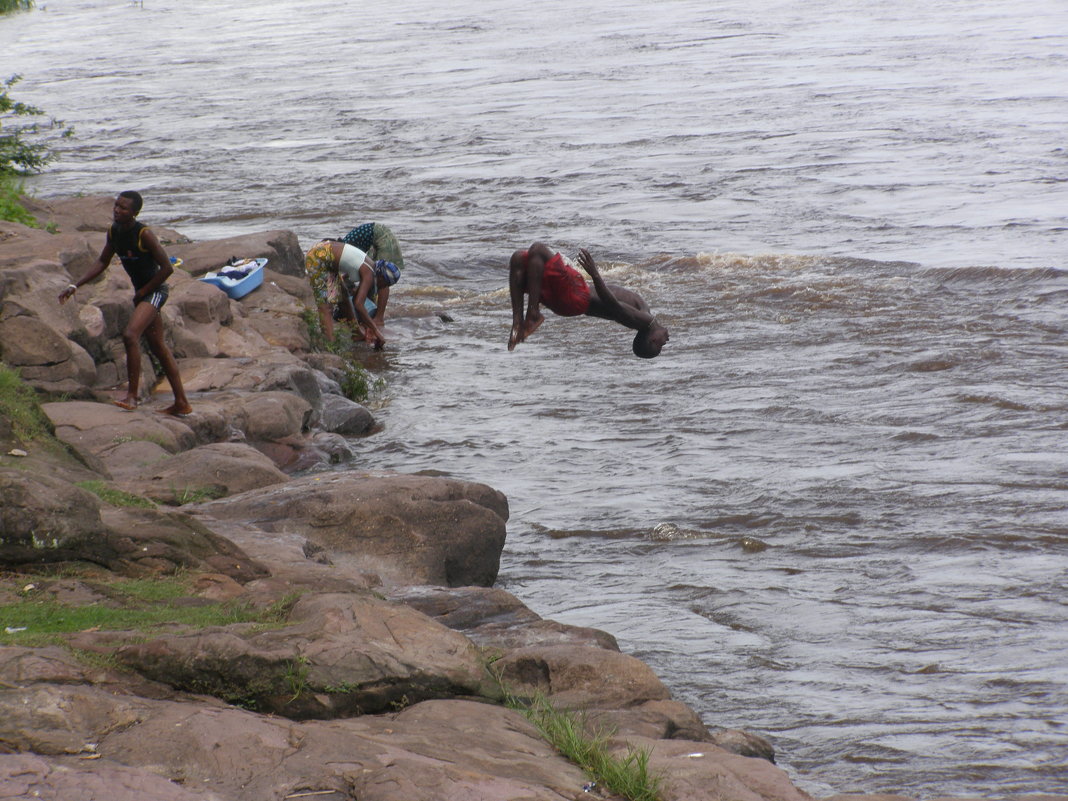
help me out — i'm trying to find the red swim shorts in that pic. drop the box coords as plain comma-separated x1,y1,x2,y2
537,252,590,317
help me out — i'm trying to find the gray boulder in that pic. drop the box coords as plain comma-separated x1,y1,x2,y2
198,472,509,587
0,469,108,566
113,591,494,718
0,314,97,394
111,441,289,504
318,392,375,435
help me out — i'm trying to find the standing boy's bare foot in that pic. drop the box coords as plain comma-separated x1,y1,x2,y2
114,397,138,411
159,401,192,416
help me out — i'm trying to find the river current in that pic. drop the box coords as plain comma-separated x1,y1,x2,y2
3,0,1066,796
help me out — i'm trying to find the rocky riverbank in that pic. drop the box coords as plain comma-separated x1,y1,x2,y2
0,196,1060,801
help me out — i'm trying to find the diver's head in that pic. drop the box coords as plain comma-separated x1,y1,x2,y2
633,322,669,359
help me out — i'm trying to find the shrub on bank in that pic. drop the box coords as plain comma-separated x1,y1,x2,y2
0,71,74,223
0,0,34,14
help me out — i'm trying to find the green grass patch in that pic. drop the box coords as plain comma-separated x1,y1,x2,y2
0,363,55,442
509,693,663,801
75,480,156,509
0,596,264,647
110,574,195,602
0,573,299,648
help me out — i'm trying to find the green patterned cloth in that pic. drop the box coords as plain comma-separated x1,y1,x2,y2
342,222,404,271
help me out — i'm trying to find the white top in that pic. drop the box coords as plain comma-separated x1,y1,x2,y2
338,243,369,283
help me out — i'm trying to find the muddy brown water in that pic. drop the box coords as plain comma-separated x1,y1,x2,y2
4,0,1066,794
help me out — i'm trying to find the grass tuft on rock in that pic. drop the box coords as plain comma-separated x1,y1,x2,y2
301,309,383,403
170,484,227,505
0,362,55,443
75,480,157,509
507,692,663,801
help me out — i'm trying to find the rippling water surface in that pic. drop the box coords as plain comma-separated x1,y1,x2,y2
3,0,1067,795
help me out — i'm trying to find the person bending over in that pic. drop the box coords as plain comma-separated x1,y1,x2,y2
304,239,400,349
58,190,192,415
508,242,670,358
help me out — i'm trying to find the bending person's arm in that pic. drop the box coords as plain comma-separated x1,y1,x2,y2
350,263,387,346
371,285,389,325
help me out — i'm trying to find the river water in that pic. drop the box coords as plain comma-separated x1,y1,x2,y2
3,1,1067,796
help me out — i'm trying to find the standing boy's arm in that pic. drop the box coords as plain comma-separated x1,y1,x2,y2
133,227,173,300
577,249,654,331
59,240,114,304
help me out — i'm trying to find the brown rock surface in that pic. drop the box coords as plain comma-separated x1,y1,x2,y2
197,471,509,587
168,229,305,278
112,591,495,718
111,441,289,504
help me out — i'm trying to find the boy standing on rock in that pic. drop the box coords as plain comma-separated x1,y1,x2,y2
58,190,192,415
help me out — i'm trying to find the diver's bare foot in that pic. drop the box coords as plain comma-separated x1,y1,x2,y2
114,397,137,411
525,314,544,338
159,402,192,417
508,321,523,351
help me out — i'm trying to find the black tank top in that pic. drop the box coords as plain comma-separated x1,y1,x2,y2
108,221,158,290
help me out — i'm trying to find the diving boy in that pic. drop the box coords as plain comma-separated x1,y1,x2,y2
508,243,670,358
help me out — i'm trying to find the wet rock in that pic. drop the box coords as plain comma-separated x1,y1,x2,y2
308,431,357,464
389,584,620,651
318,392,375,435
711,727,778,762
588,699,713,743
